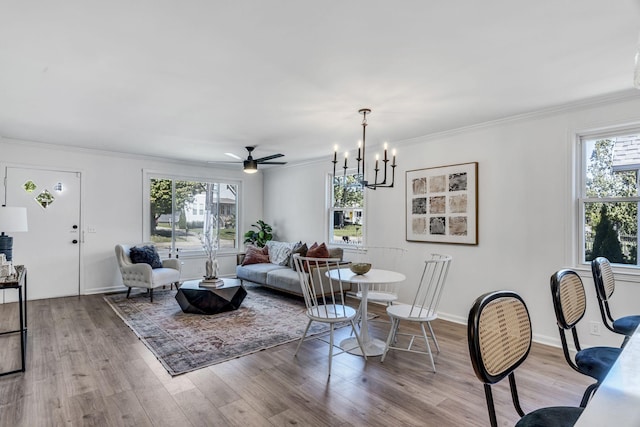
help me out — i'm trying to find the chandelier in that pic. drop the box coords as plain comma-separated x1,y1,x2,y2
332,108,397,190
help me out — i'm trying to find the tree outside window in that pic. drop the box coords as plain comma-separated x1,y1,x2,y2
330,173,364,245
582,135,640,266
149,178,238,254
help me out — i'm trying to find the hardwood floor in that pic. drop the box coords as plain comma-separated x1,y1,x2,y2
0,291,592,426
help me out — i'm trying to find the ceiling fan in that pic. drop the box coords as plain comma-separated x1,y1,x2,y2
211,146,287,174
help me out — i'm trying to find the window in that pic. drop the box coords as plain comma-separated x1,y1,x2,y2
148,176,238,255
580,131,640,267
330,172,364,245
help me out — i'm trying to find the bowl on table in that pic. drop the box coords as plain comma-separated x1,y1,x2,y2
349,263,372,275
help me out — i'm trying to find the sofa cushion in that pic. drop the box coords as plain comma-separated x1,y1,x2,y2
150,267,181,286
328,247,343,259
130,245,163,269
237,263,287,284
267,263,352,296
242,245,270,265
266,241,294,265
266,268,302,294
307,242,330,258
289,242,308,269
305,242,330,272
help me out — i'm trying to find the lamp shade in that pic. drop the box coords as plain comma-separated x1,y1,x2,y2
0,207,28,232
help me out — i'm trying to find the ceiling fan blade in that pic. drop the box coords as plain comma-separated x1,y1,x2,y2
255,153,284,163
259,161,287,165
207,160,242,164
225,152,243,160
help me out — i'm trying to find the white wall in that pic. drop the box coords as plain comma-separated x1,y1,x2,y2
263,94,640,349
0,138,264,295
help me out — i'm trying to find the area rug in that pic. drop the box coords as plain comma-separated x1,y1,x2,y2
103,285,335,376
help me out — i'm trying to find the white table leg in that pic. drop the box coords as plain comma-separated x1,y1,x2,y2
340,283,386,356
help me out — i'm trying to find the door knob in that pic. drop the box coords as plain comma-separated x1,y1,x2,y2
72,239,78,244
72,225,78,229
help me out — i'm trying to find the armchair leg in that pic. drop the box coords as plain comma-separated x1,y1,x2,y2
150,288,154,303
126,287,131,299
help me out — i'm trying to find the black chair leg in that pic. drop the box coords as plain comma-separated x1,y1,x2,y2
150,288,154,303
580,383,599,407
622,335,630,348
126,287,131,298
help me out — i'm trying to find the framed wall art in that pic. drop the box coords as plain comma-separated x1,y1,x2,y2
406,162,478,245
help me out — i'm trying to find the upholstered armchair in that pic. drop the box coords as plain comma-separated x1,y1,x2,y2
115,244,181,302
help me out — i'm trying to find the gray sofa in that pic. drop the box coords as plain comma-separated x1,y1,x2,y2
236,246,348,296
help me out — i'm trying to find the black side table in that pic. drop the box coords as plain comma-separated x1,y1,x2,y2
0,265,27,376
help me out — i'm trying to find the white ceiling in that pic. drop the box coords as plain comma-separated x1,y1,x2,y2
1,1,640,169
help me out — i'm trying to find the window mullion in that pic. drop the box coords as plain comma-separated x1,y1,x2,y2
581,196,640,203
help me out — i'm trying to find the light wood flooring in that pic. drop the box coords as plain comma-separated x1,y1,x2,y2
0,290,592,426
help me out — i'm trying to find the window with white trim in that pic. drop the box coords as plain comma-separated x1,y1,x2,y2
579,131,640,267
329,172,365,246
147,176,238,255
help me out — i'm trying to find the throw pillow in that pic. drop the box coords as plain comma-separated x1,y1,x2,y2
304,242,330,272
266,241,294,266
130,245,163,269
307,242,330,258
241,245,270,266
289,241,308,269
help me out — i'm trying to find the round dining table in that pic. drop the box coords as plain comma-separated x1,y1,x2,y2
327,268,406,356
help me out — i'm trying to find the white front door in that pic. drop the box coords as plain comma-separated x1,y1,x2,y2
4,167,81,300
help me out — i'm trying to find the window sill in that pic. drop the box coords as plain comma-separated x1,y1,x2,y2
573,263,640,283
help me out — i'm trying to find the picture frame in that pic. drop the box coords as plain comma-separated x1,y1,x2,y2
406,162,478,245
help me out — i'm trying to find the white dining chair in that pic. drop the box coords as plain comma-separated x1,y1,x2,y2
292,254,366,378
381,253,452,372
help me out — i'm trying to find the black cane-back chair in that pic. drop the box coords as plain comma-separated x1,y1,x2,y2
468,290,583,427
550,269,622,407
591,257,640,347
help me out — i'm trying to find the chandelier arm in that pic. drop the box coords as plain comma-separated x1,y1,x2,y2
332,108,395,191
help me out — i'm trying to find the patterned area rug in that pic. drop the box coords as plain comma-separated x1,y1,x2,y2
104,285,333,376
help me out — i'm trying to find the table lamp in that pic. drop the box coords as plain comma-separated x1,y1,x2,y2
0,206,28,261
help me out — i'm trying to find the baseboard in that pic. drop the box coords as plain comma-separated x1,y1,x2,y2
438,312,564,350
84,285,128,295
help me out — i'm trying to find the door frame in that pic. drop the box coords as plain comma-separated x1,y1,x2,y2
2,162,85,297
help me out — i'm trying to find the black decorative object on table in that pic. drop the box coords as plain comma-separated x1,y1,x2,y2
176,279,247,315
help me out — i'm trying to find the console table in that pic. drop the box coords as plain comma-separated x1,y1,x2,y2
0,265,27,376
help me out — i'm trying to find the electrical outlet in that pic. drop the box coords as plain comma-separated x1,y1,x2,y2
589,321,601,336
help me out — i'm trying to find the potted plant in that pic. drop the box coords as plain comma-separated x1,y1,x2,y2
243,220,273,248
